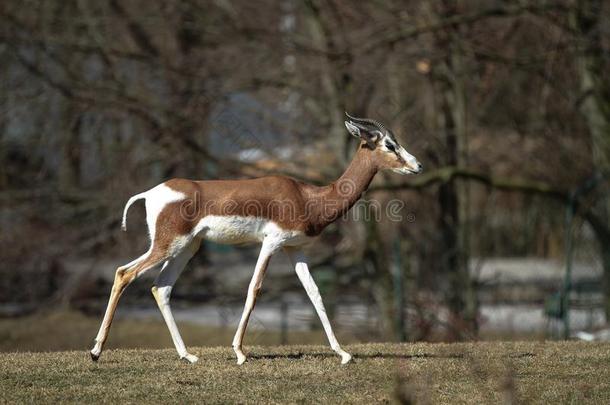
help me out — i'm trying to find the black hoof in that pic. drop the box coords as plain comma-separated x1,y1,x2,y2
90,351,99,362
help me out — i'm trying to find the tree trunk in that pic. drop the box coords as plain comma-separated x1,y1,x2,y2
303,0,351,166
365,213,395,339
431,0,477,339
571,0,610,319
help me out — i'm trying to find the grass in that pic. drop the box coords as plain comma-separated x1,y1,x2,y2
1,341,610,403
1,312,609,403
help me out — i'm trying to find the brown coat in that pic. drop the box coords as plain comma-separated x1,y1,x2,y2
158,143,379,242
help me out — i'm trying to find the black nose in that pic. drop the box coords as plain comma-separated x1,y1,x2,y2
417,162,423,172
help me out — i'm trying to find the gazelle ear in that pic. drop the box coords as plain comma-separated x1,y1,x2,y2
345,120,381,148
345,121,361,137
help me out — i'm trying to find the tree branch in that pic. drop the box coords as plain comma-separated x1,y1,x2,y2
109,0,159,56
363,2,570,53
369,166,569,201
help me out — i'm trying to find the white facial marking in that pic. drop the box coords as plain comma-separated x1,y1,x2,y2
399,146,420,171
382,135,421,174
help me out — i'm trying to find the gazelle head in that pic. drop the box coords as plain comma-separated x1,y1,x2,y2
344,112,423,175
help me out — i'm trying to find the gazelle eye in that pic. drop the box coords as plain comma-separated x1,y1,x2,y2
385,142,396,152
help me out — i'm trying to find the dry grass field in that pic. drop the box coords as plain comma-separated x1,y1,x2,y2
1,312,609,403
2,340,610,403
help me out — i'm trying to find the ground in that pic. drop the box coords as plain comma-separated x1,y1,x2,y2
2,341,610,403
0,312,608,403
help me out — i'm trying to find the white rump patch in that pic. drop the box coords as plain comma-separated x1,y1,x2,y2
145,184,186,242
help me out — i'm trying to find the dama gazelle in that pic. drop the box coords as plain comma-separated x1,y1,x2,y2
90,113,422,365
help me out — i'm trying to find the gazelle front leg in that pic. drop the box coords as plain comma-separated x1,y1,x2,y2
285,248,352,364
232,237,279,365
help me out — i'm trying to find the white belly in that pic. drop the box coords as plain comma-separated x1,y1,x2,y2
194,215,307,246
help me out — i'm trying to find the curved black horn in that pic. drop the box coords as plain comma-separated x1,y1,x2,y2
345,112,387,132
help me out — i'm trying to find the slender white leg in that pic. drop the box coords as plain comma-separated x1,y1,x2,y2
91,250,166,361
232,237,279,364
152,239,201,364
285,248,352,364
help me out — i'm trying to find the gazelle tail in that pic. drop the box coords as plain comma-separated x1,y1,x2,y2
122,192,148,231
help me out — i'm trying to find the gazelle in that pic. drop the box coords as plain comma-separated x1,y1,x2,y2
90,113,422,365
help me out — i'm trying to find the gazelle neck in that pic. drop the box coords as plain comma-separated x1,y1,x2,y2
311,144,379,231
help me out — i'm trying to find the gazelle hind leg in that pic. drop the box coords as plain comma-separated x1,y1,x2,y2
232,237,280,364
285,247,352,364
90,249,166,361
152,239,201,364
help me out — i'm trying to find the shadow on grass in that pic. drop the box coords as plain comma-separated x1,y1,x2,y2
246,351,467,360
245,351,536,361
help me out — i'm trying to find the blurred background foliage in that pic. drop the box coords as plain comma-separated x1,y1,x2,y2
1,0,610,348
